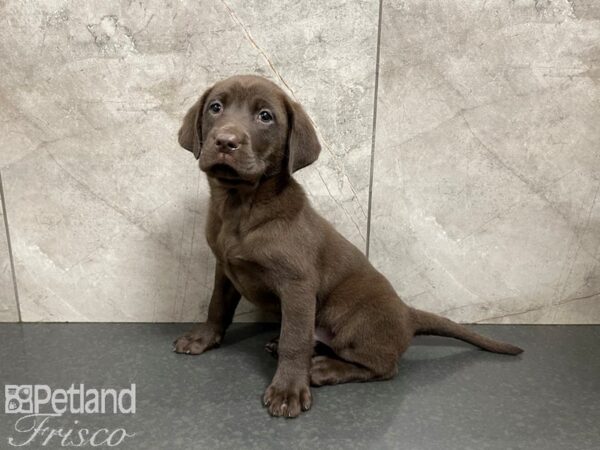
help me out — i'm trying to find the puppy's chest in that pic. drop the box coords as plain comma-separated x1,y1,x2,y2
208,220,274,302
213,227,251,268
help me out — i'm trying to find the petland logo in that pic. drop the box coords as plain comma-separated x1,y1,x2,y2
4,384,136,447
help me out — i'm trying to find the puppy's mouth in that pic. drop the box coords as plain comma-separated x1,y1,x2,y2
208,164,253,186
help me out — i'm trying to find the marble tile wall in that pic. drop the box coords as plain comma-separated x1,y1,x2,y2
369,0,600,324
0,0,598,323
0,0,377,321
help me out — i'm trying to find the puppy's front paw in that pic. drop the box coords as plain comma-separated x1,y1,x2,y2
173,324,222,355
263,379,312,418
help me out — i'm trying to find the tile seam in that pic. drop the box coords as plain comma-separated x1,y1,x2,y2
0,170,22,322
366,0,384,258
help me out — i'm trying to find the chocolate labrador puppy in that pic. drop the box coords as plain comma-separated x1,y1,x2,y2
174,75,523,418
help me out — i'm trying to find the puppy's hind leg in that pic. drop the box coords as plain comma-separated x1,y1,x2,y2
310,326,410,386
265,336,335,359
309,355,397,386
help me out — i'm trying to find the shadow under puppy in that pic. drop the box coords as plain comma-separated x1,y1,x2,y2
174,75,523,418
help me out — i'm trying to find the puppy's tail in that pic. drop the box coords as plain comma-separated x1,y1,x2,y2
409,308,523,355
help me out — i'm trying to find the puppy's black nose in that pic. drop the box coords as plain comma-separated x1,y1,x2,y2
215,133,240,153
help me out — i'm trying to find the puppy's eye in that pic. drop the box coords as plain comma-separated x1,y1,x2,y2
208,101,222,114
258,110,273,123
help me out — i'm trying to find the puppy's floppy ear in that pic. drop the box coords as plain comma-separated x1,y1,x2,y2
178,88,212,159
285,99,321,173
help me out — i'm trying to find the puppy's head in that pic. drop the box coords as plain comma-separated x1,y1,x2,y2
178,75,321,187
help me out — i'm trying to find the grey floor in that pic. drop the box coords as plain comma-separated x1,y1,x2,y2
0,324,598,450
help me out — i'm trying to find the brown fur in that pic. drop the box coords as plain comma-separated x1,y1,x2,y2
173,75,523,418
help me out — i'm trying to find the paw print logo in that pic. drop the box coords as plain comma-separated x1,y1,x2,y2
4,385,33,414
